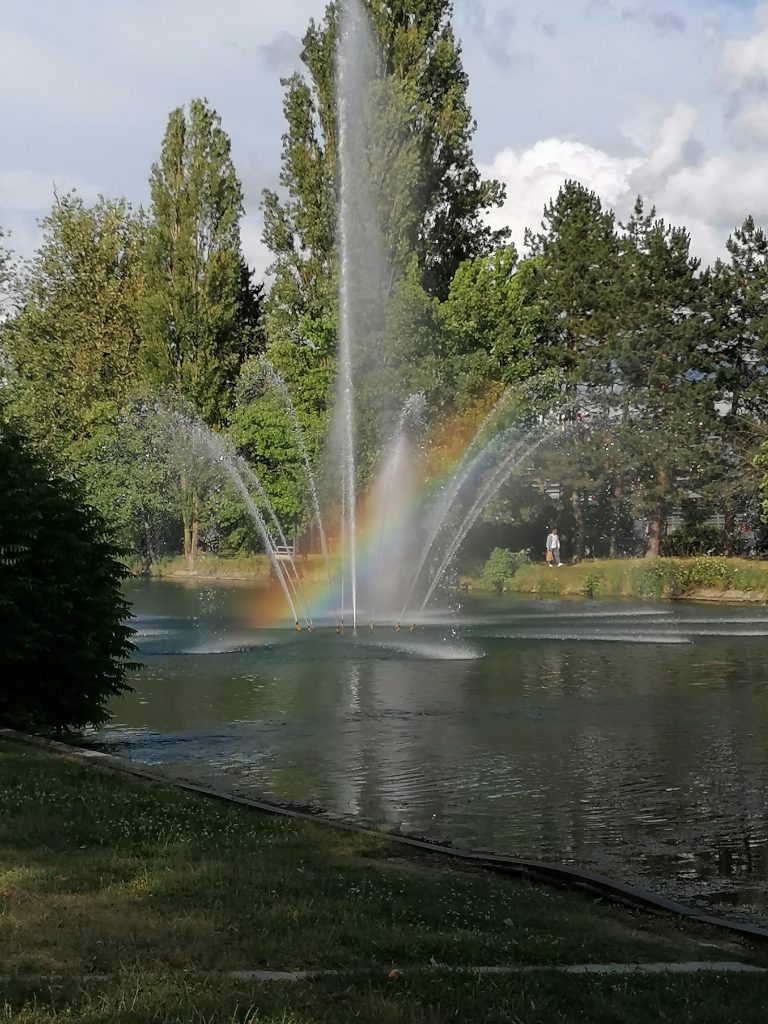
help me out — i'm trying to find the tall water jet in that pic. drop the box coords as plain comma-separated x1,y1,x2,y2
335,0,382,631
370,393,426,628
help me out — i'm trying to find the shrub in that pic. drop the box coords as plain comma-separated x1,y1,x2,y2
581,570,604,598
480,547,530,592
0,428,135,732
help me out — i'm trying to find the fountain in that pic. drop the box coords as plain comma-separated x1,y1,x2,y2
161,0,560,632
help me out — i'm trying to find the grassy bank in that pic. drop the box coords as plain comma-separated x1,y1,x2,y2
146,552,272,580
1,740,767,1022
468,556,768,602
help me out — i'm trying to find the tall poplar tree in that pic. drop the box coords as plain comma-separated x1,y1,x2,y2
262,0,507,352
140,99,246,428
140,99,248,565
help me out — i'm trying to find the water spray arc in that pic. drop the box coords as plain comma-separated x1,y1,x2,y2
178,417,305,629
258,358,337,623
413,426,555,626
396,391,513,628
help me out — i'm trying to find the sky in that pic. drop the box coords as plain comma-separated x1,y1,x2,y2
1,0,767,278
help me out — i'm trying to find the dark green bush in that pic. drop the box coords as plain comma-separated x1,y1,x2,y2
0,428,135,732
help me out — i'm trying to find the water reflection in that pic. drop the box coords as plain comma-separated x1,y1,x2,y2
103,580,768,923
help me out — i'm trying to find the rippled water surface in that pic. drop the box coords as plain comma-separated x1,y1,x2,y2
102,578,768,923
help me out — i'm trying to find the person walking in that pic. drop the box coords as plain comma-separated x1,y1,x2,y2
546,527,562,567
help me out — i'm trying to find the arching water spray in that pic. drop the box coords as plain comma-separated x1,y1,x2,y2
259,358,336,620
397,391,513,626
413,426,556,625
234,457,313,629
177,416,303,628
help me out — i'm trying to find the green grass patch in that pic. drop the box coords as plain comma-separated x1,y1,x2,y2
3,971,768,1024
482,557,768,601
1,740,766,1020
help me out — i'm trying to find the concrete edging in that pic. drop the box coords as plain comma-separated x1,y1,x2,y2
3,728,768,945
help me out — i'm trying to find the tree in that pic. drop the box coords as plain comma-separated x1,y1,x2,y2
525,182,619,557
441,248,557,408
139,98,248,564
701,216,768,552
0,426,134,732
526,181,618,373
73,399,179,572
0,227,12,305
140,99,247,425
3,193,145,464
262,0,507,349
608,199,707,556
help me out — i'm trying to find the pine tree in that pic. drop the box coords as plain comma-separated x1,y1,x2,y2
700,216,768,552
525,182,619,557
610,199,707,556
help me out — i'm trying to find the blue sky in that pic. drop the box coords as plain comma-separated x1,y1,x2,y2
1,0,767,274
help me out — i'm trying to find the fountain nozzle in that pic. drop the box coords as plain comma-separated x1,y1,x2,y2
409,624,416,632
335,624,341,634
395,623,401,632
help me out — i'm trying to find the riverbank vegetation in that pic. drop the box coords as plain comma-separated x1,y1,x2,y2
475,551,768,601
2,739,767,1023
0,1,767,575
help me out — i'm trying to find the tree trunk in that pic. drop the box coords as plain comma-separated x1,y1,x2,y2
609,479,622,559
181,474,199,570
570,489,585,561
723,502,736,557
646,466,667,558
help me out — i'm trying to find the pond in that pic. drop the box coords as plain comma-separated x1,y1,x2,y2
101,578,768,925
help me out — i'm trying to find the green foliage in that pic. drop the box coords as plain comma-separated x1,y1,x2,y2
0,428,134,732
2,194,145,463
661,529,724,558
139,99,247,429
480,547,530,592
758,443,768,524
580,570,604,598
73,400,179,569
632,557,766,599
263,0,507,352
441,249,556,407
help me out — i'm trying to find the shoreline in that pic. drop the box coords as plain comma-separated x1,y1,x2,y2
137,566,768,605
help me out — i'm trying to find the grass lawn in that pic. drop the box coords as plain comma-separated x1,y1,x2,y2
1,739,767,1021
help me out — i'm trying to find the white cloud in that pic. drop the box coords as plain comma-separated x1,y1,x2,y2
481,101,768,266
722,1,768,85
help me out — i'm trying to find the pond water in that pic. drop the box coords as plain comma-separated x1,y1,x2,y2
101,578,768,924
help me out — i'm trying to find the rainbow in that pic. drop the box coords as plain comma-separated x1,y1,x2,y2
247,396,509,629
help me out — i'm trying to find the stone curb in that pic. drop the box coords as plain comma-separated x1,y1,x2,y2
4,728,768,947
3,962,766,986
